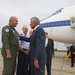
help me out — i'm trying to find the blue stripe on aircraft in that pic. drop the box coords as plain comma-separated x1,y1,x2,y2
40,20,70,28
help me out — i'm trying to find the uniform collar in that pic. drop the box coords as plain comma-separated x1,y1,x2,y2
8,24,15,29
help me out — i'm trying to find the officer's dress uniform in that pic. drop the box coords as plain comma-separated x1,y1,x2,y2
1,25,19,75
16,33,30,75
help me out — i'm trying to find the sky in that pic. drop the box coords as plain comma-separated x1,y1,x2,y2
0,0,75,48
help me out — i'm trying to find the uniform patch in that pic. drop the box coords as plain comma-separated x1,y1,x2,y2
5,29,9,32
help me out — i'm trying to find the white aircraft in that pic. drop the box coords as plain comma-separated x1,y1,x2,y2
40,5,75,44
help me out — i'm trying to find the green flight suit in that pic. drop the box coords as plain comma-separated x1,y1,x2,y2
1,25,19,75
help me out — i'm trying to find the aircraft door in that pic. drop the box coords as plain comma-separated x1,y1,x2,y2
70,17,75,28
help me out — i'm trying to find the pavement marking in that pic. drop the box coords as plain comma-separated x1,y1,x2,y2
52,61,70,67
52,68,75,74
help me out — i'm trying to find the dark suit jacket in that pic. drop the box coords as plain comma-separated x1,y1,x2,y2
46,38,54,59
20,26,47,65
70,45,75,66
70,45,75,57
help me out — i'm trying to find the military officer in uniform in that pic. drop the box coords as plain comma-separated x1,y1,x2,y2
16,26,30,75
1,16,19,75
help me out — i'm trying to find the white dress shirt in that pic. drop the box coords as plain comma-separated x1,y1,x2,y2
45,38,48,48
34,25,39,30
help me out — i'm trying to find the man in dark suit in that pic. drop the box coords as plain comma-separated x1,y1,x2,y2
70,42,75,67
20,17,47,75
45,32,54,75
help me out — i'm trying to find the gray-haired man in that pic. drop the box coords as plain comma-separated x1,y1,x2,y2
20,17,47,75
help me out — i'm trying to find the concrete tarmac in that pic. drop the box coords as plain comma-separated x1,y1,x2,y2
0,51,75,75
